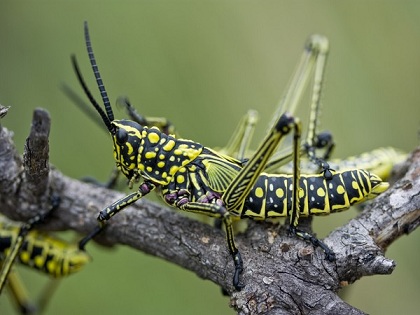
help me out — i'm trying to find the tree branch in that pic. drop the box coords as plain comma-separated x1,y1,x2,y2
0,107,419,315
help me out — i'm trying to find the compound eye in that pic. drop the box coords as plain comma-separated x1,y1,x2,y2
116,128,128,145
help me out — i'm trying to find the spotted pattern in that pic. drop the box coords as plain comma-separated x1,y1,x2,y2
241,169,381,219
112,120,203,185
0,221,90,277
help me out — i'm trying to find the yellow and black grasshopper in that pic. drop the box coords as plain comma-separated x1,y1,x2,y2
114,100,405,182
73,22,389,290
0,198,90,314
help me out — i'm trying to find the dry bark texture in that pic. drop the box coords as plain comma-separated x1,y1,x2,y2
0,106,419,315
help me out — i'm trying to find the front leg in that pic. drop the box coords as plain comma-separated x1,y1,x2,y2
79,181,157,249
98,181,156,221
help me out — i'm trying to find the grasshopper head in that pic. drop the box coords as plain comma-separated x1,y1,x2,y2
111,119,144,180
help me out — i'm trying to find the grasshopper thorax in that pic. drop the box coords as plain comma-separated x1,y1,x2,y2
111,119,204,185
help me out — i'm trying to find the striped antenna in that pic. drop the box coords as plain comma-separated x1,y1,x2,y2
83,21,115,123
71,55,114,133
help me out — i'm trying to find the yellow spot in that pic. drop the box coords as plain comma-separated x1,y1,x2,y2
317,187,326,197
174,149,182,155
138,164,145,171
184,148,199,159
336,185,345,194
148,132,160,144
146,166,152,172
159,154,165,160
255,187,264,198
169,156,176,162
145,151,156,159
157,161,165,168
126,162,136,170
275,188,284,198
35,256,44,268
20,251,30,263
177,175,185,184
169,165,178,175
163,140,176,151
352,181,359,189
47,260,57,273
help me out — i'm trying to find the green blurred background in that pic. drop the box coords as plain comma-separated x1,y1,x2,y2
1,1,419,314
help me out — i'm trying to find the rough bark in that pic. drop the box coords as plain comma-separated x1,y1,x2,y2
0,106,419,315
